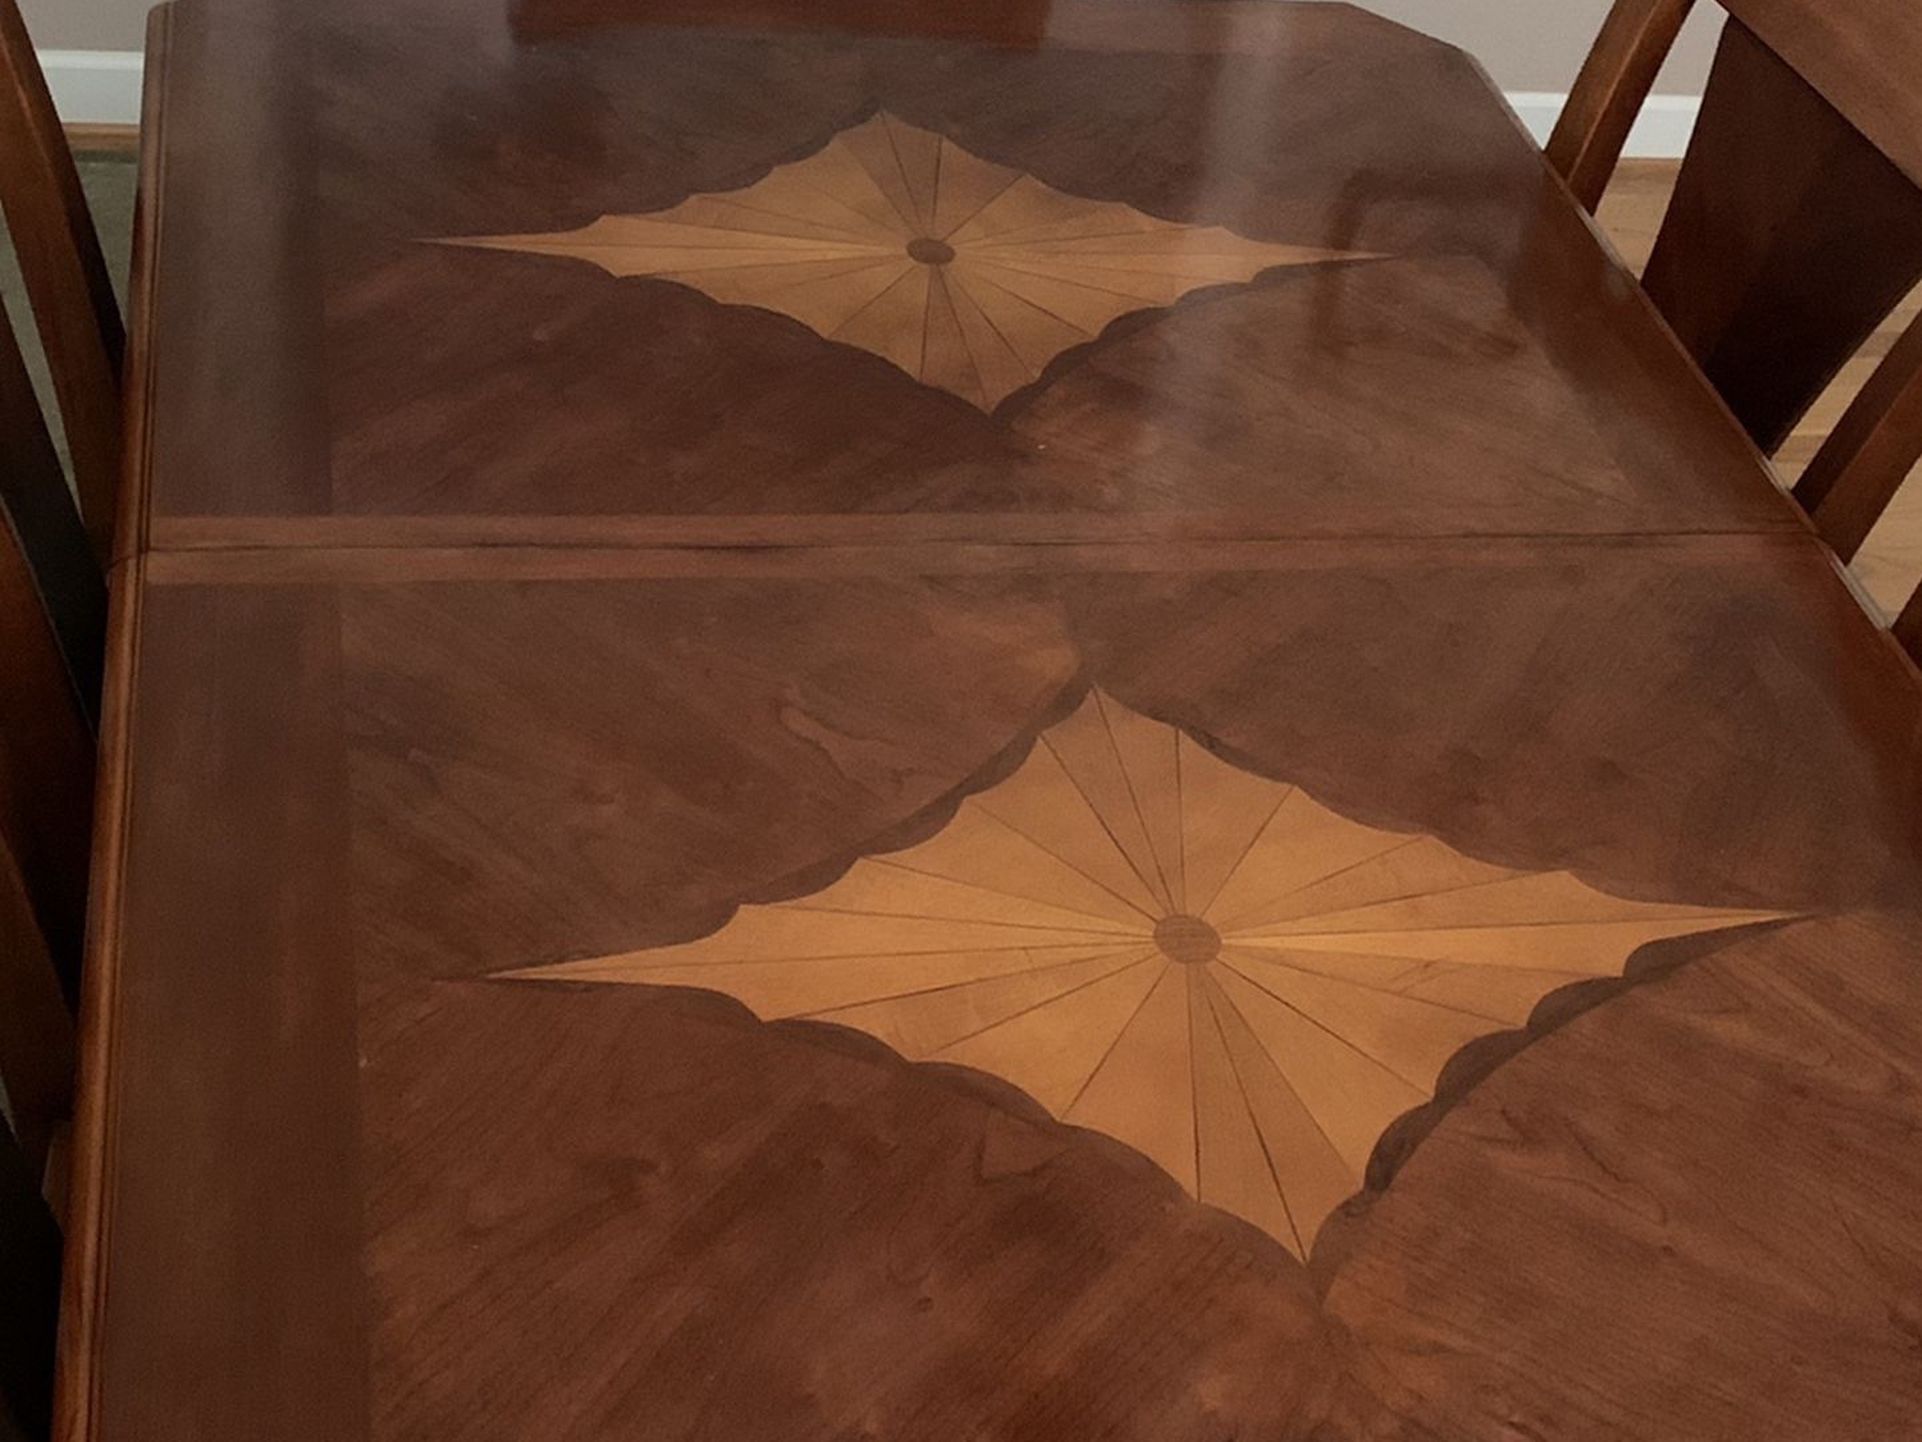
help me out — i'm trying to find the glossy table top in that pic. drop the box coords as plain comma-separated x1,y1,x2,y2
68,4,1922,1441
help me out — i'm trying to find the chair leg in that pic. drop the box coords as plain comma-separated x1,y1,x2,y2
1896,589,1922,667
0,1110,59,1442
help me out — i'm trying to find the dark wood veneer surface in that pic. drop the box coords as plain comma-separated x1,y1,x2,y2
62,5,1922,1442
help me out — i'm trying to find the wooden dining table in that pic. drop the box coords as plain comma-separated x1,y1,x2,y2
61,1,1922,1438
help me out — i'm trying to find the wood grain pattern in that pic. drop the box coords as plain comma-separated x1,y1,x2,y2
62,4,1922,1441
1643,19,1922,454
513,687,1786,1257
1597,159,1922,631
321,543,1922,1438
137,0,1794,544
1722,0,1922,193
452,113,1372,410
1564,1,1922,202
1577,7,1922,632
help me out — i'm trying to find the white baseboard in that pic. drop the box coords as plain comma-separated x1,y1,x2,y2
39,48,1702,160
1506,91,1700,158
42,49,145,128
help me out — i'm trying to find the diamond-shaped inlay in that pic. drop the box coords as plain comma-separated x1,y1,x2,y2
444,113,1375,409
502,691,1788,1258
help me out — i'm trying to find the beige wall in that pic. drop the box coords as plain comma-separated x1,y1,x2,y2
1355,1,1723,93
21,0,148,52
20,0,1726,94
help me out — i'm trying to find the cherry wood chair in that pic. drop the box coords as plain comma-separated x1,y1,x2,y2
0,277,95,1438
0,0,125,562
1548,0,1922,661
0,8,115,1437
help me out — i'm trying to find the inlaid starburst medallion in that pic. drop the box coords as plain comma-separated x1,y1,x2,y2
443,113,1374,408
504,692,1786,1257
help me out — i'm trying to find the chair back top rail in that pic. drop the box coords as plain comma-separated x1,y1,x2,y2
0,0,125,559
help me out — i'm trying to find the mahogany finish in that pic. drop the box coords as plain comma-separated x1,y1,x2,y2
0,0,126,557
0,305,87,1156
0,39,100,1436
61,5,1922,1442
1898,590,1922,660
1725,0,1922,192
514,0,1055,43
1798,311,1922,566
1556,1,1922,637
1547,0,1696,211
1642,19,1922,453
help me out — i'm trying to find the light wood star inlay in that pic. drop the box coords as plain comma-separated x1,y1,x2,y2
444,113,1375,408
502,691,1789,1258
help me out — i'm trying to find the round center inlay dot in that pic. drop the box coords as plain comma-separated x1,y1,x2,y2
1154,914,1222,966
906,236,956,266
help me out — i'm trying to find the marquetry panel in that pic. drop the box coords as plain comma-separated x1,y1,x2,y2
446,113,1372,410
506,690,1786,1257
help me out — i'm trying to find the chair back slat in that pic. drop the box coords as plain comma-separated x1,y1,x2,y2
0,552,76,1442
1553,1,1922,654
0,0,125,559
1547,0,1697,211
0,263,91,1442
0,327,90,1110
1640,19,1922,453
0,839,74,1181
1796,312,1922,565
0,281,94,1033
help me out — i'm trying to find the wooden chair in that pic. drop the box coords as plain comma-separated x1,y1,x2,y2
1547,0,1922,662
0,275,96,1438
0,0,125,562
0,7,115,1436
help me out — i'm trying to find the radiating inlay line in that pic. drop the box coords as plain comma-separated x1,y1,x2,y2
439,112,1381,410
501,690,1793,1258
1199,974,1305,1255
1217,951,1438,1095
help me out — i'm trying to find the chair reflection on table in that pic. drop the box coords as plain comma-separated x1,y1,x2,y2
509,0,1055,44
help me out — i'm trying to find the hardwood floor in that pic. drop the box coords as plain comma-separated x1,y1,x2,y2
1600,158,1922,621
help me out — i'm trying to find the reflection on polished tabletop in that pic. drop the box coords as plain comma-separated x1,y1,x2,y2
63,3,1922,1441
